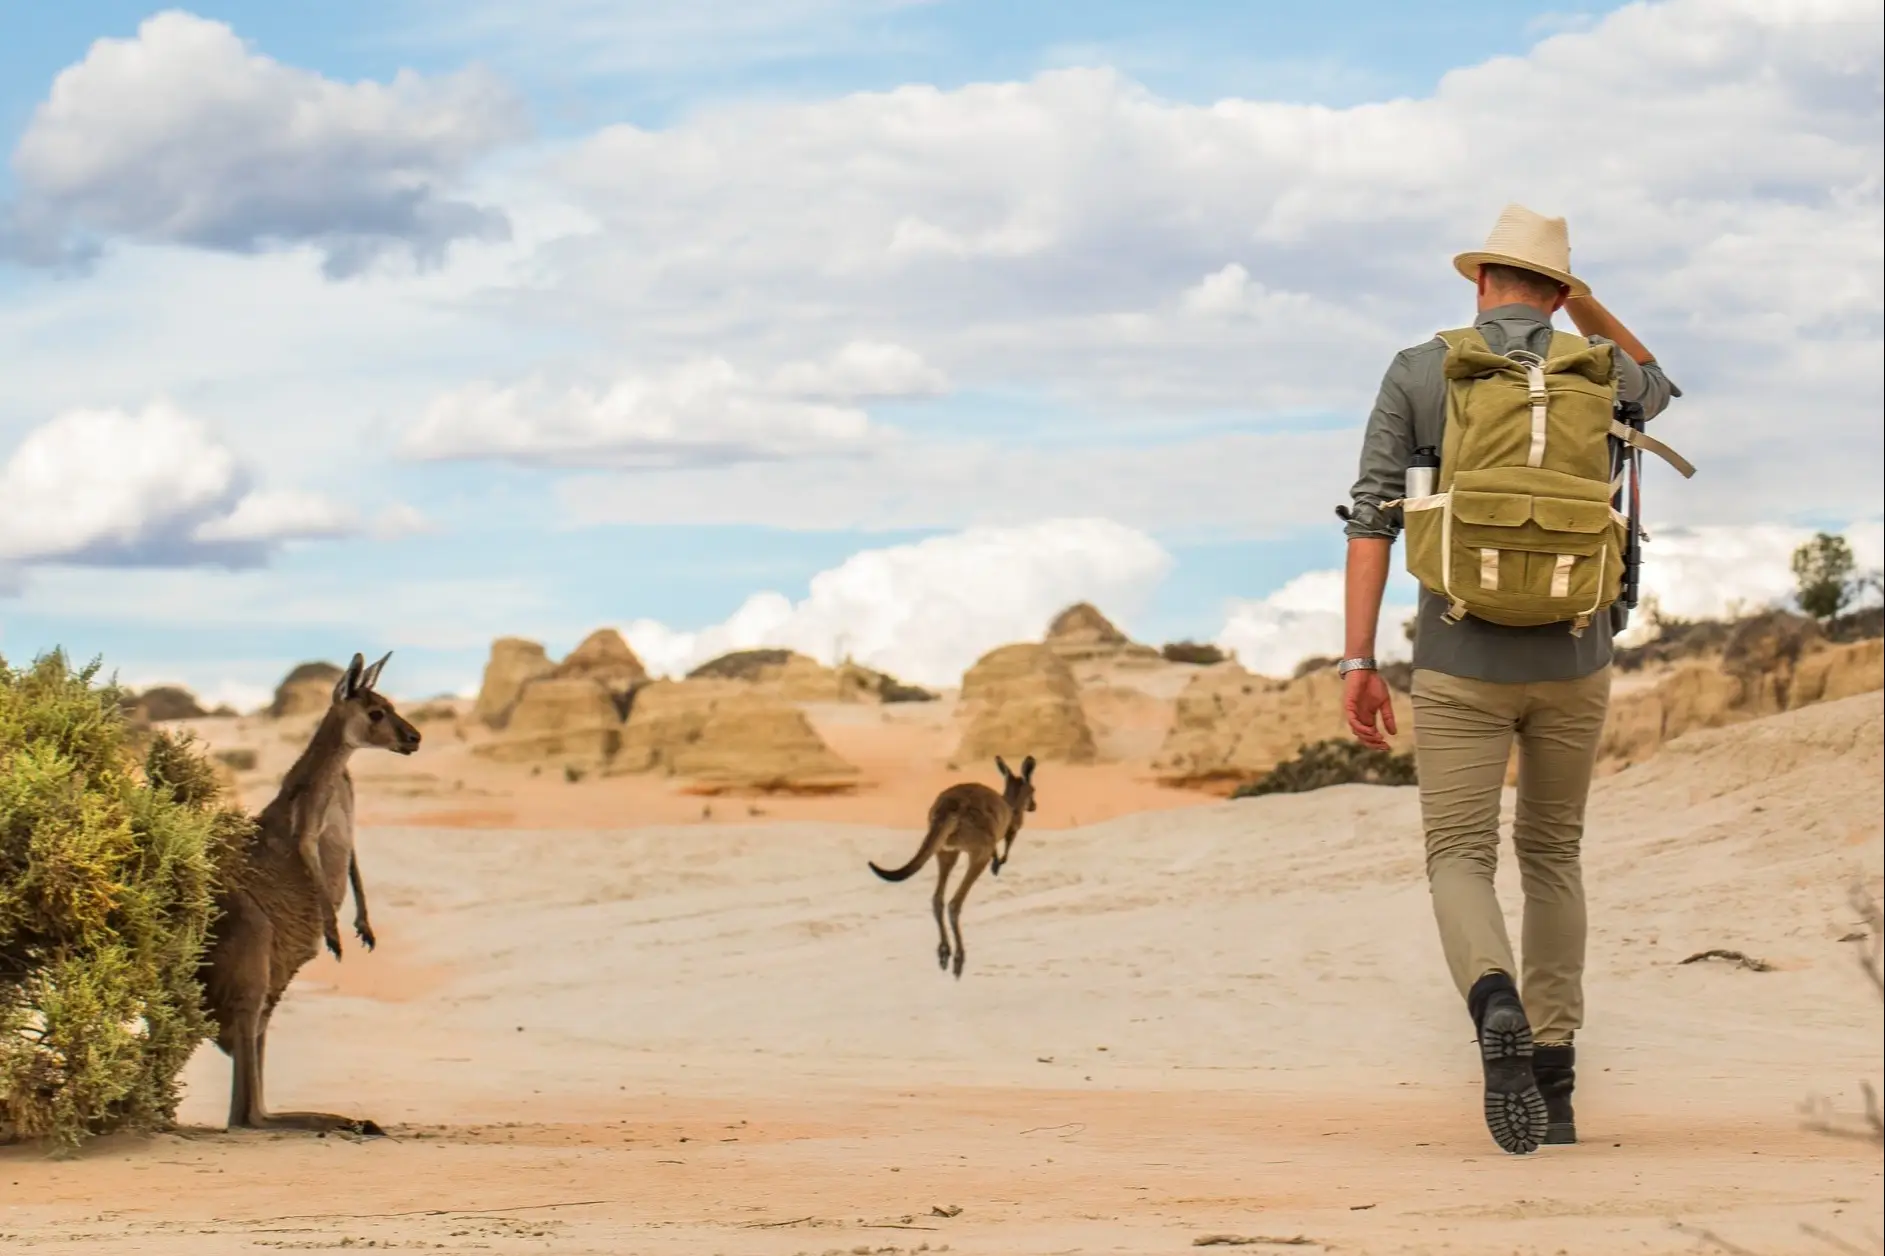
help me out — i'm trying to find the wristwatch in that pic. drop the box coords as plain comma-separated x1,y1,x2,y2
1336,656,1378,677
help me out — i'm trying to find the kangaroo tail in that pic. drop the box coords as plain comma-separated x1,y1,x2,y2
870,814,954,882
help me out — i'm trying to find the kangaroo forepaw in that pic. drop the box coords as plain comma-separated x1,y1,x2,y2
355,921,376,951
324,926,343,960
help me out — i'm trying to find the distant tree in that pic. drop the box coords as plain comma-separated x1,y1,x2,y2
1791,532,1857,622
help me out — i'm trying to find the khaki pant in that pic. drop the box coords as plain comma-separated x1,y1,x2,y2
1410,666,1611,1044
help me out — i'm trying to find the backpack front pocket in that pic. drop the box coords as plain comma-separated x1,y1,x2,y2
1436,489,1621,627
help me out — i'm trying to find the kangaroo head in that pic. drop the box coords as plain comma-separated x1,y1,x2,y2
991,754,1037,875
330,651,422,756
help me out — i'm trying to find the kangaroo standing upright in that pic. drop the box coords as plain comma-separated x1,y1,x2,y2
200,651,420,1133
870,755,1037,978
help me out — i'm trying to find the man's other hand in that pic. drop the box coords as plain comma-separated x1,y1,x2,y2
1344,668,1398,751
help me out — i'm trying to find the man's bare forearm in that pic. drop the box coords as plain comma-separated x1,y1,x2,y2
1564,294,1654,365
1344,537,1392,658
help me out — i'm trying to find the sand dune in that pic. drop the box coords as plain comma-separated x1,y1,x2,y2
4,696,1880,1254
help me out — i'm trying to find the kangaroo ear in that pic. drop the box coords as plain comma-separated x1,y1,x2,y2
995,755,1012,781
360,651,392,693
1021,755,1036,780
335,653,366,703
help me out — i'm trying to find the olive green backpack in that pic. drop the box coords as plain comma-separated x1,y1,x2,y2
1394,327,1693,635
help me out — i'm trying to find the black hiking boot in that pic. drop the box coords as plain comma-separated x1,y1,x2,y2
1467,972,1549,1155
1533,1044,1577,1145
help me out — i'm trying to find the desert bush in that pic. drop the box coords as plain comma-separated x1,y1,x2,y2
213,748,259,773
1,651,249,1152
1161,641,1227,666
1232,738,1417,798
877,677,938,703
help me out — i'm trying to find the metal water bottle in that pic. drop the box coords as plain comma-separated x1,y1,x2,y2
1406,446,1440,500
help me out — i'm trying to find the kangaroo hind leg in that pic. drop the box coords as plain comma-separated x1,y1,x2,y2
932,850,960,972
948,852,991,980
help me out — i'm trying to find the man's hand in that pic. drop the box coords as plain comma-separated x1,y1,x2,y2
1344,668,1398,751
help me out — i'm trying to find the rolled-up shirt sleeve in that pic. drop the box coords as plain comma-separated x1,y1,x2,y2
1344,355,1416,541
1597,336,1680,420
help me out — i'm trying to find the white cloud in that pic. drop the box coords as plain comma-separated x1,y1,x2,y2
371,503,437,539
0,402,367,565
560,428,1354,538
403,355,880,467
1626,518,1884,631
191,489,358,544
620,517,1172,687
523,0,1879,524
1215,569,1415,679
7,11,524,276
768,340,948,399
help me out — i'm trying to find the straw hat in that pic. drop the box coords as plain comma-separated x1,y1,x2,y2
1452,203,1590,298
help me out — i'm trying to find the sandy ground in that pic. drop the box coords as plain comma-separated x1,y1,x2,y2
4,696,1881,1255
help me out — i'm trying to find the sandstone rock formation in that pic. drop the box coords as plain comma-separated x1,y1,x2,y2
686,648,935,704
472,677,623,765
1153,662,1413,789
1045,602,1159,666
474,638,555,729
954,643,1098,765
551,628,648,705
613,680,856,789
1598,620,1882,772
122,685,207,725
269,662,343,718
689,649,869,702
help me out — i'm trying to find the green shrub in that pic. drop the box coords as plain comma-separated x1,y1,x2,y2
1,651,248,1152
1232,738,1417,798
1792,532,1856,622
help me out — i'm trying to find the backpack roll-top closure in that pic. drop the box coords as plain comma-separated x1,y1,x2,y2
1397,328,1628,631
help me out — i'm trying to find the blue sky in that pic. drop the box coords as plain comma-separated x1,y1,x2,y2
0,1,1879,705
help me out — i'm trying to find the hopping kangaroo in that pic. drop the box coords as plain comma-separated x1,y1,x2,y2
870,755,1036,978
201,651,421,1133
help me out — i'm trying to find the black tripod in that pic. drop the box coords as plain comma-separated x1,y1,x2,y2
1610,399,1647,633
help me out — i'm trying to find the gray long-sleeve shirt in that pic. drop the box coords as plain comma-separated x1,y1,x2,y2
1347,303,1679,683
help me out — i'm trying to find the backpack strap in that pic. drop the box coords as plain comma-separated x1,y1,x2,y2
1609,420,1697,479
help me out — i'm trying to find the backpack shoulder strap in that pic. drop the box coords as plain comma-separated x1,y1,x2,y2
1546,329,1590,359
1434,327,1485,352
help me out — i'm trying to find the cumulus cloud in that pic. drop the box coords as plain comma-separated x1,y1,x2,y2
1626,519,1884,630
1215,569,1415,679
0,402,368,566
768,341,948,399
620,518,1172,687
525,0,1879,525
560,428,1351,537
406,342,943,467
6,11,524,276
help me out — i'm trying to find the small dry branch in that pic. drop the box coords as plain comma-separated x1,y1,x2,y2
1679,949,1774,972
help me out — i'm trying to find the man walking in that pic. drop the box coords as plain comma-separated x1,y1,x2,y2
1337,204,1680,1154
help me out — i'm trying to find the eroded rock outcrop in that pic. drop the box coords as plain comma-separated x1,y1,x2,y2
954,643,1097,765
473,638,555,729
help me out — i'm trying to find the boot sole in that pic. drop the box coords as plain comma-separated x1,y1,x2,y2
1479,1004,1549,1155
